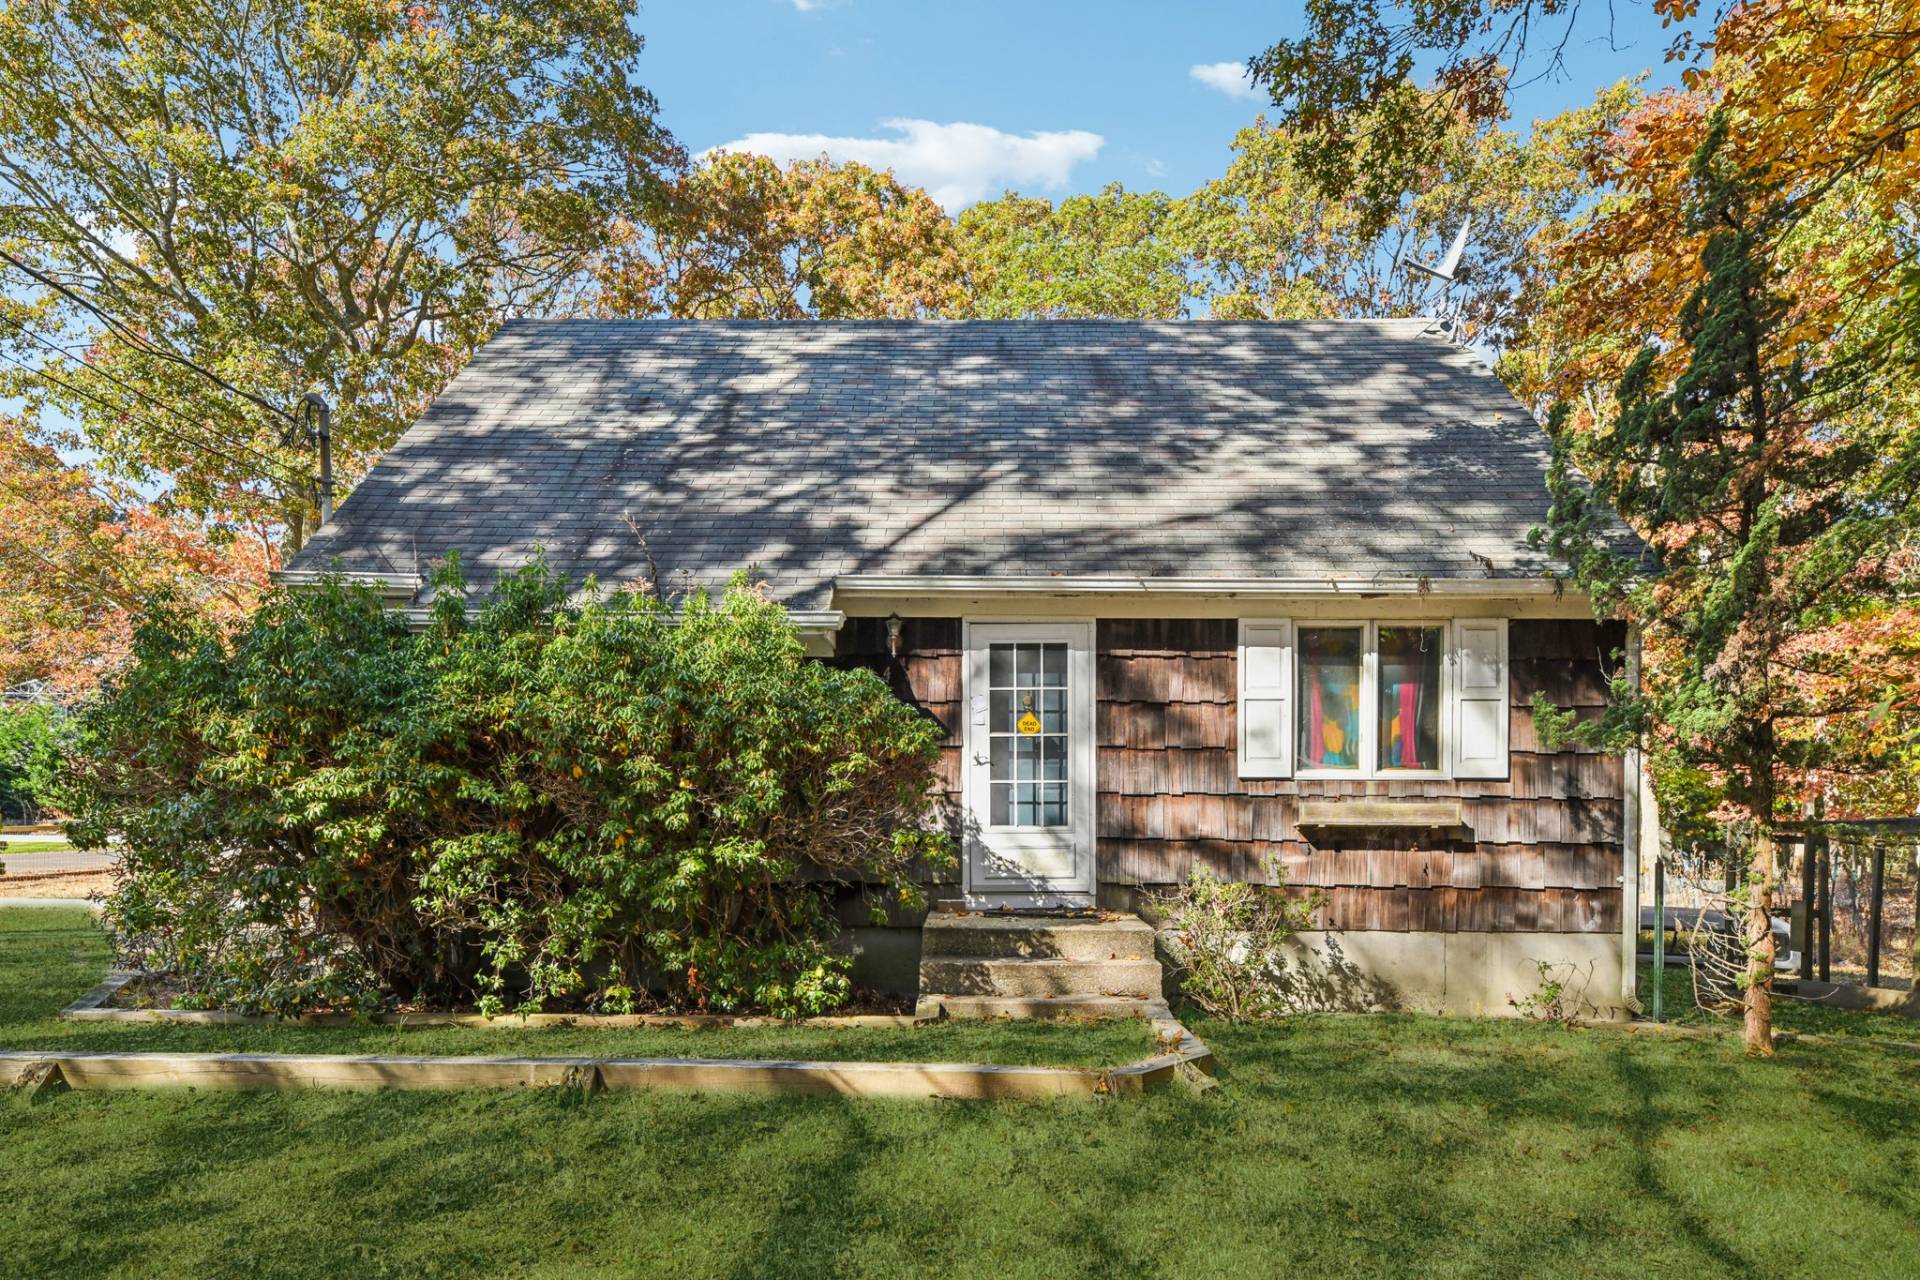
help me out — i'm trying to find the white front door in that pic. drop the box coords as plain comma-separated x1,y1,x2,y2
961,621,1096,906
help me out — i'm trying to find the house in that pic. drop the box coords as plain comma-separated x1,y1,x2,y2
282,319,1647,1019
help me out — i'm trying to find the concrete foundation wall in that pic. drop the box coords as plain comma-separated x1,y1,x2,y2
853,920,1630,1018
843,926,925,997
1156,928,1630,1022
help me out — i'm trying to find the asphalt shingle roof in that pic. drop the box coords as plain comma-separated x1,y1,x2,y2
288,319,1581,609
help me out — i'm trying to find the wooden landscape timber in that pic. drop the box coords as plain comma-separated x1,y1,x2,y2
27,969,1215,1100
6,1007,1213,1101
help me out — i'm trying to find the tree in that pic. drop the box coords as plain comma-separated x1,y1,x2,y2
1172,90,1626,348
1536,113,1920,1055
0,699,63,822
1249,0,1920,243
955,184,1198,319
1513,45,1918,421
1513,52,1920,829
0,0,679,545
596,152,969,319
0,413,270,696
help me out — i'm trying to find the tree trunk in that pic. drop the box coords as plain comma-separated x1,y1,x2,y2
1743,817,1777,1057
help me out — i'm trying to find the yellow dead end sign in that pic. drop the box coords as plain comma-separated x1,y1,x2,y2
1015,690,1043,735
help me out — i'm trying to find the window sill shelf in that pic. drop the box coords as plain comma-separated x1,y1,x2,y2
1296,798,1472,837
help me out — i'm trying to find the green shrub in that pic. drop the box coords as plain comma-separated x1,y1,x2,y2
0,701,64,823
59,561,949,1017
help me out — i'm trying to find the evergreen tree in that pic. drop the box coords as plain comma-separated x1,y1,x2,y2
1537,112,1920,1055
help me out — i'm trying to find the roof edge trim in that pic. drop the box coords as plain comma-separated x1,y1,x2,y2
388,606,845,634
274,570,847,635
831,575,1576,599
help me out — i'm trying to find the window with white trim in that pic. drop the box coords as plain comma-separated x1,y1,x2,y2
1237,619,1509,780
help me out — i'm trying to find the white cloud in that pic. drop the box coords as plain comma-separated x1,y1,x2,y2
77,209,140,260
706,119,1105,210
790,0,846,11
1190,60,1260,102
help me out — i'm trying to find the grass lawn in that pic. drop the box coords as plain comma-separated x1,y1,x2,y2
5,908,1920,1278
1642,960,1920,1044
0,908,1150,1066
0,834,74,854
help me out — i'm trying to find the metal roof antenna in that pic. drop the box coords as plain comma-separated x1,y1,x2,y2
1402,215,1473,343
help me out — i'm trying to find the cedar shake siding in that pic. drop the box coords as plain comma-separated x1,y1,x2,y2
836,615,1626,935
1095,618,1626,933
832,617,965,833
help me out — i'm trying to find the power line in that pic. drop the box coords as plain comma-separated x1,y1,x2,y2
0,346,315,496
0,245,298,426
0,313,310,486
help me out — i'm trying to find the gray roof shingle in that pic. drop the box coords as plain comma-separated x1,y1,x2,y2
288,319,1589,609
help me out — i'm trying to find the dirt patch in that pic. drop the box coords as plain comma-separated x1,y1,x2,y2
104,973,190,1009
0,869,111,899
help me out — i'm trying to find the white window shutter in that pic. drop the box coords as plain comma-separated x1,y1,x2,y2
1238,619,1293,778
1452,619,1510,778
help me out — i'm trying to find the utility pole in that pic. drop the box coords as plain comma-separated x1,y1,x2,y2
303,393,334,527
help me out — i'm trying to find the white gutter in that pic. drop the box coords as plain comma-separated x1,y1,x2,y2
276,570,847,637
271,568,422,603
831,574,1573,598
1621,625,1645,1012
392,607,846,635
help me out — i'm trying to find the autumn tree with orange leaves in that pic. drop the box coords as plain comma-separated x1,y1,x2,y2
0,416,271,697
1534,100,1920,1059
1250,0,1920,246
595,153,970,320
1526,6,1920,823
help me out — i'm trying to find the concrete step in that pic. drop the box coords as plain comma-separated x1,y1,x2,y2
916,956,1164,1000
915,994,1170,1021
920,912,1156,962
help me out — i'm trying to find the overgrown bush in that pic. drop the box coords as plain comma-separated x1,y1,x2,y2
1507,958,1600,1025
1153,860,1324,1021
59,561,949,1017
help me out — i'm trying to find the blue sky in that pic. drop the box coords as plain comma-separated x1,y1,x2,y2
635,0,1679,210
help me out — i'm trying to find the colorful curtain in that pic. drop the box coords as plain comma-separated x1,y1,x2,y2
1384,679,1423,767
1308,674,1356,767
1309,679,1324,765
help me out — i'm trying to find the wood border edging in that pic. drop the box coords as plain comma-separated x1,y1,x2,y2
27,985,1217,1102
0,1021,1216,1101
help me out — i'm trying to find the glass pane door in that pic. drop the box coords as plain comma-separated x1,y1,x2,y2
987,642,1069,827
